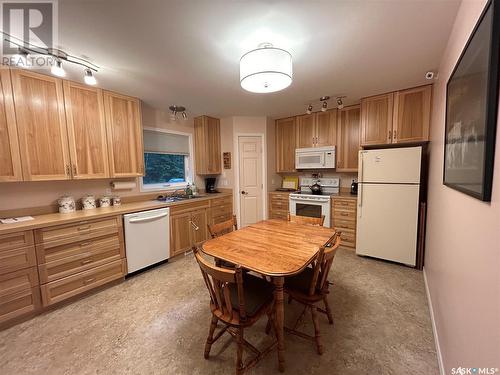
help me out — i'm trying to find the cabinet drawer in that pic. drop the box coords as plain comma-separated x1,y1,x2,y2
210,204,232,216
332,218,357,231
35,217,120,248
38,236,123,284
333,199,357,210
270,201,289,211
339,231,356,247
210,196,232,207
0,267,39,298
0,231,34,252
0,245,36,275
333,210,356,221
0,286,41,325
270,209,288,220
211,212,233,225
269,193,290,201
170,200,210,215
40,259,125,306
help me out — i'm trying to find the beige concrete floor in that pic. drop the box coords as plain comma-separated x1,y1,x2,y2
0,248,438,375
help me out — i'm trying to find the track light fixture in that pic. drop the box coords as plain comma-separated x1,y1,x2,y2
84,68,97,85
306,104,313,115
51,59,66,77
320,96,330,112
169,105,187,121
336,96,346,110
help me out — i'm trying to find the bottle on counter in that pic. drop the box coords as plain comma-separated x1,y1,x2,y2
185,183,193,197
192,182,198,196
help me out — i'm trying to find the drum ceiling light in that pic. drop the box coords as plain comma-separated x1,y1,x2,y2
240,43,292,93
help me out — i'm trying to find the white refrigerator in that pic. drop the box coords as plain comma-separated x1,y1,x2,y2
356,147,421,266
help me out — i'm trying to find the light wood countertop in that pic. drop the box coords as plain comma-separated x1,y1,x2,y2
0,192,231,235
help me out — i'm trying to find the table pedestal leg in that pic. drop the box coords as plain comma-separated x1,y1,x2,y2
273,276,285,372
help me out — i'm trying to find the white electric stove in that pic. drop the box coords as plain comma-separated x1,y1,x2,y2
289,177,340,227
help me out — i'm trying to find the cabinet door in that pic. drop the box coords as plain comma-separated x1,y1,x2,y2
360,93,393,146
191,209,208,245
296,114,315,148
104,91,144,177
0,69,22,182
315,110,337,147
11,69,71,181
170,213,193,256
393,85,432,143
194,116,221,175
337,106,360,172
63,81,109,179
275,117,297,173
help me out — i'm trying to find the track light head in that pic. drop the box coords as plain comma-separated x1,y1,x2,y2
336,96,345,110
84,68,97,85
306,104,313,115
182,111,188,120
321,101,328,112
51,59,66,77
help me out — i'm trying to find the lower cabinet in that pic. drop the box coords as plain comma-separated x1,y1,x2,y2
35,215,126,307
170,201,210,257
0,267,40,325
209,195,233,225
268,192,290,220
331,197,357,249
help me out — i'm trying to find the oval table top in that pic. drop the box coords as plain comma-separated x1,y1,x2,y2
201,219,337,276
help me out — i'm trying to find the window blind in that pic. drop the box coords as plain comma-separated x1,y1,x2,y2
143,130,190,155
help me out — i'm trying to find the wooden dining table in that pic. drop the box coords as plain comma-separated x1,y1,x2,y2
201,219,336,372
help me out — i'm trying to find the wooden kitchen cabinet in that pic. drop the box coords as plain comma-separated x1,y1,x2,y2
393,85,432,143
360,92,394,146
268,192,290,220
331,197,357,249
296,111,336,148
0,70,22,182
11,69,71,181
360,85,432,146
103,91,144,178
209,195,233,225
337,105,360,172
194,115,221,175
63,81,110,179
170,200,211,257
275,117,297,173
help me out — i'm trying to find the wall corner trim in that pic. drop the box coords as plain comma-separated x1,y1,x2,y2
423,266,445,375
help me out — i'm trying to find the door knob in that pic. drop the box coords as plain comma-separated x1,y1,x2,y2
241,191,248,195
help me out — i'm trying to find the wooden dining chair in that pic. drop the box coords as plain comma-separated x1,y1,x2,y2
208,215,238,238
287,212,325,226
283,232,341,355
194,247,278,375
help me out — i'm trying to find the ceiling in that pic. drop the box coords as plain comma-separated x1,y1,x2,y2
54,0,460,118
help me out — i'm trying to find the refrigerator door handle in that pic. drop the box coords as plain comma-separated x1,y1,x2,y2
358,151,364,218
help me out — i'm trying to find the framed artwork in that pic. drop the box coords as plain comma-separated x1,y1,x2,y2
223,152,231,169
444,0,500,201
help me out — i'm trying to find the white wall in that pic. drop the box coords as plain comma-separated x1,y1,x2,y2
424,0,500,372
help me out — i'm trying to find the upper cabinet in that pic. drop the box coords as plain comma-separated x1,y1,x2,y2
275,117,297,173
296,110,336,148
393,85,432,144
194,115,221,175
63,81,110,179
336,105,360,172
0,69,22,182
103,91,144,178
11,69,71,181
360,92,394,146
360,85,432,146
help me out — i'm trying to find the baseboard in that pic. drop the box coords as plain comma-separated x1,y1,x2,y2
423,267,445,375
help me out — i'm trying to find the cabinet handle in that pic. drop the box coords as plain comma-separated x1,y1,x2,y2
72,164,77,176
65,164,70,176
78,225,90,231
83,277,95,285
393,130,397,141
388,130,392,140
81,258,93,265
80,241,93,247
190,220,199,231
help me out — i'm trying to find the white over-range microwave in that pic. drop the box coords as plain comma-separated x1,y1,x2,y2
295,146,336,169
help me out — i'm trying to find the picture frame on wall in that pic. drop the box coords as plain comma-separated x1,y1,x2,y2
443,0,500,202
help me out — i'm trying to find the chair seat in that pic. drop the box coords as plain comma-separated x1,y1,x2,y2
229,274,274,317
284,267,316,296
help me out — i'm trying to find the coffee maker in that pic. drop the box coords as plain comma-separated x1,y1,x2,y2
205,177,218,194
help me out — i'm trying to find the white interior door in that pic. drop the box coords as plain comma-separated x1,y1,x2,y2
356,183,419,266
238,136,263,227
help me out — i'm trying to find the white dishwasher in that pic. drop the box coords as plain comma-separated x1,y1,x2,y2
124,207,170,274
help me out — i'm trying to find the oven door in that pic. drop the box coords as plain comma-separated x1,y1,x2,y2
289,196,331,227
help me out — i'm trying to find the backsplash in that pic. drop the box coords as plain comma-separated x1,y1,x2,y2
274,171,357,190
